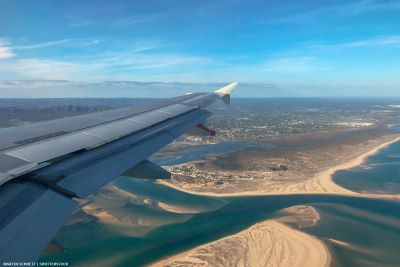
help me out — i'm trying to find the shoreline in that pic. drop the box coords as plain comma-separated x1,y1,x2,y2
157,135,400,198
312,135,400,195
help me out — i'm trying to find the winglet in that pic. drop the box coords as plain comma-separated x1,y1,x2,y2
214,82,239,105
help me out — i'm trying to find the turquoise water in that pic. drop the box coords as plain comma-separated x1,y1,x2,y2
333,141,400,194
305,202,400,267
41,141,400,267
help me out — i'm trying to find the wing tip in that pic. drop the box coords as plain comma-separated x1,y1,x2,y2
215,82,239,96
214,82,239,105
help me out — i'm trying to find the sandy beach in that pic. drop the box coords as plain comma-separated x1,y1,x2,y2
157,135,400,197
151,206,330,267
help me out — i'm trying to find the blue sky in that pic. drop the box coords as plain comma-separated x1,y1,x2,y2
0,0,400,97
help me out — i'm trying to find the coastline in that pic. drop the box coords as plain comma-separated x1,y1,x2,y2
312,135,400,194
157,135,400,198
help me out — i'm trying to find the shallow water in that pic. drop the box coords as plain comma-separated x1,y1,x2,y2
334,141,400,194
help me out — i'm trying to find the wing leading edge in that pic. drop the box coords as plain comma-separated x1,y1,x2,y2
0,82,238,263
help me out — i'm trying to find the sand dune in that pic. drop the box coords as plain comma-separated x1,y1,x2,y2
151,220,330,267
151,205,330,267
277,205,320,227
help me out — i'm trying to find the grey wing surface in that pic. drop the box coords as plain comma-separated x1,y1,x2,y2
0,82,238,263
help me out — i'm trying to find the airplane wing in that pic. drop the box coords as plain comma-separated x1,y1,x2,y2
0,82,238,263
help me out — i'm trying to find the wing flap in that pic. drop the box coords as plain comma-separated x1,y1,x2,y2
187,124,216,136
122,160,171,179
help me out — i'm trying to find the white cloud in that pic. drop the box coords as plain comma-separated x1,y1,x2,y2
311,36,400,49
0,58,81,79
0,37,102,61
340,35,400,47
64,16,96,28
0,46,15,59
260,57,327,73
13,38,101,50
101,53,211,70
0,49,326,82
13,39,74,50
345,0,400,14
0,38,15,59
113,13,165,27
266,0,400,24
131,40,164,53
0,52,211,80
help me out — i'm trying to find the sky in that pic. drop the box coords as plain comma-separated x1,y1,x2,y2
0,0,400,97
